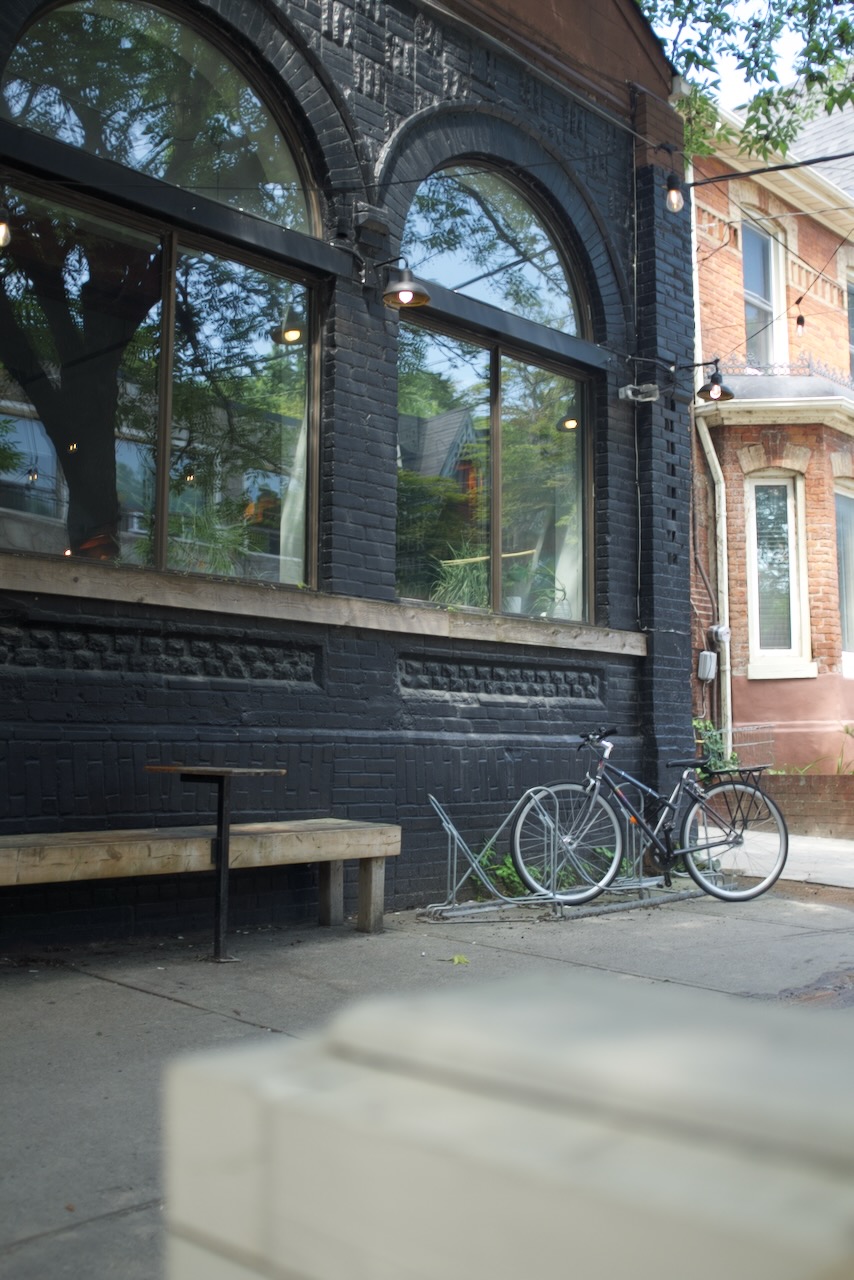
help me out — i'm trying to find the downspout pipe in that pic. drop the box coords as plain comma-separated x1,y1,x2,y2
695,416,733,758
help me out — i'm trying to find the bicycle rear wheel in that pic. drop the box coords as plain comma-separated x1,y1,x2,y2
678,781,788,901
510,782,623,904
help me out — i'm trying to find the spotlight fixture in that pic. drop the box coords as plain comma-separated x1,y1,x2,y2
268,308,304,345
697,358,734,403
0,207,10,249
380,258,431,308
665,174,684,214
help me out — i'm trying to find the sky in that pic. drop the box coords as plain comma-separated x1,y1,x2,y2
712,30,802,110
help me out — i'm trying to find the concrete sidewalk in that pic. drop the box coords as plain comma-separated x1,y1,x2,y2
3,836,854,1279
781,831,854,889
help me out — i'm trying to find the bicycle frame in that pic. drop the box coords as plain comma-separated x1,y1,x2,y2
583,739,705,884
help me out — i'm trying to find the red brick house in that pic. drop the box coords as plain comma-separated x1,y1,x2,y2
691,106,854,771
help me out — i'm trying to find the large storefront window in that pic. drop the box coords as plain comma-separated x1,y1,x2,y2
0,0,312,581
0,189,308,580
397,166,588,621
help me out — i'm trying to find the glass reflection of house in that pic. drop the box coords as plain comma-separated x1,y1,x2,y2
0,394,67,554
398,407,478,484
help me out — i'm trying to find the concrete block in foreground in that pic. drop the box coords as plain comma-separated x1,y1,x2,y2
164,971,854,1279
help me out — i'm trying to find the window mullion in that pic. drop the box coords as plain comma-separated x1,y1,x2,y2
490,349,502,613
154,233,178,571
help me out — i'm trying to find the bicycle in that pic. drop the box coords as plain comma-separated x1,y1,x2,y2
510,727,788,905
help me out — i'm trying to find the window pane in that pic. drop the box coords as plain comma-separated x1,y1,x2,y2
742,225,771,303
745,300,772,366
500,358,585,620
755,483,792,649
837,492,854,651
1,0,309,232
396,326,490,605
848,284,854,378
402,167,578,335
0,189,161,560
169,252,307,583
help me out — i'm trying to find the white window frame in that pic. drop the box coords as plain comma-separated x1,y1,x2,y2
745,472,816,679
741,219,788,369
836,482,854,679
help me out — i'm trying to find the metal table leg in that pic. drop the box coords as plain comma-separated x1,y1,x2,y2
212,773,233,962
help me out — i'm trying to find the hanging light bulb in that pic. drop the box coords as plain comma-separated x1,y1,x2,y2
665,174,685,213
796,313,805,337
0,208,10,249
268,308,304,345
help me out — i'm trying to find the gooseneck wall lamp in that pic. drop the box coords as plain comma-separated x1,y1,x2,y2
379,257,431,308
620,357,735,405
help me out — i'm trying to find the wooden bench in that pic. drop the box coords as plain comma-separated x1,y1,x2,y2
0,818,401,935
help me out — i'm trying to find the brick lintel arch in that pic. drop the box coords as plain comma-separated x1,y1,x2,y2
374,105,630,352
737,442,812,475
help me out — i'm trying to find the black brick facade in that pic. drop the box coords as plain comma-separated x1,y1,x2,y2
0,0,695,942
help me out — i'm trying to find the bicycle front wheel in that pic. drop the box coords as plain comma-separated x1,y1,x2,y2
511,782,623,904
678,781,788,902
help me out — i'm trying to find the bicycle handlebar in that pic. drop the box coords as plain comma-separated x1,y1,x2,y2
577,727,617,749
578,730,711,773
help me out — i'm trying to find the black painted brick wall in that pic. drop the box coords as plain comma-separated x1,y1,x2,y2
0,0,693,942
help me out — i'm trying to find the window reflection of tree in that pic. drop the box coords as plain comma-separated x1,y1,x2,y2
402,167,578,334
0,1,311,576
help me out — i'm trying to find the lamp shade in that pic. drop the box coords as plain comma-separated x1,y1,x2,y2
268,308,304,344
697,370,734,403
382,266,431,308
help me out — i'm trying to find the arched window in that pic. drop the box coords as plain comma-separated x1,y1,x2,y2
396,165,588,621
1,0,309,231
402,165,579,334
0,0,312,583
